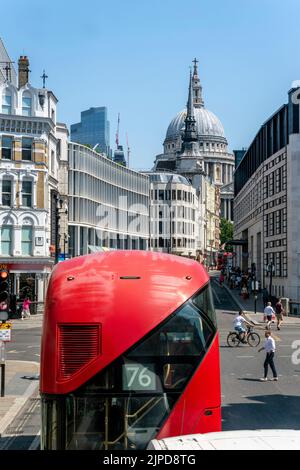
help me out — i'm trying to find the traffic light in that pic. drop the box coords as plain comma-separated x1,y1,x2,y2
0,269,9,321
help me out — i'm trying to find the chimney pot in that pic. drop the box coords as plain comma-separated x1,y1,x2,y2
18,55,30,88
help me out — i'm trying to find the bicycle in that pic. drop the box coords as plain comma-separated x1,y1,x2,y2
227,325,260,348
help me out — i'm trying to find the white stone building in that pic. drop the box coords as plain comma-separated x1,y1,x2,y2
234,87,300,301
0,44,67,306
146,171,219,261
146,173,198,256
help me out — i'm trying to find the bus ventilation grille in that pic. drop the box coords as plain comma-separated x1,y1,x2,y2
58,324,101,380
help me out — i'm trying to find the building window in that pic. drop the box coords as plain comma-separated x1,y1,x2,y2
2,91,12,114
1,136,13,159
159,190,164,201
22,92,32,116
1,225,12,255
21,226,33,255
22,181,32,207
51,150,55,174
22,137,33,160
2,179,12,206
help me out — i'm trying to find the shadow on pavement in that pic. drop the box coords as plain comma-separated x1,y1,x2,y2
222,394,300,431
21,375,39,381
0,435,37,450
237,378,264,382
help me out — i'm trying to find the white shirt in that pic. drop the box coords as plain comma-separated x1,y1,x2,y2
264,337,276,353
233,315,245,328
264,306,275,317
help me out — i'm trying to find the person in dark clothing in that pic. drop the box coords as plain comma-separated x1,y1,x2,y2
275,298,284,331
262,288,269,308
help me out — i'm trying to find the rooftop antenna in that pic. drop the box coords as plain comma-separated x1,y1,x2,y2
126,132,130,168
116,113,120,148
41,70,48,89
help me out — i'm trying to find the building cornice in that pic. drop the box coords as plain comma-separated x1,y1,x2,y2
0,113,54,134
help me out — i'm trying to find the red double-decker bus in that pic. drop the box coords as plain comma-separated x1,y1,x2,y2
40,251,221,450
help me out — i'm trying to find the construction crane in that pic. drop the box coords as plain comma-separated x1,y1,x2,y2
115,113,120,148
126,133,131,168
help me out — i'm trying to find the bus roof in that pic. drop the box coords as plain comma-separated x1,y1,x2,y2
148,430,300,450
41,251,210,394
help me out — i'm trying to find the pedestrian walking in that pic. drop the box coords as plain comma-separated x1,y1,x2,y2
275,298,284,330
258,331,278,381
21,297,31,320
264,302,275,329
262,288,269,308
219,272,225,287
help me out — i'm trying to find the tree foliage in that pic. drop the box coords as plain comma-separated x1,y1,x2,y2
220,218,234,247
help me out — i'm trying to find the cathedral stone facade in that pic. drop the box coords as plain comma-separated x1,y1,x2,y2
153,59,234,222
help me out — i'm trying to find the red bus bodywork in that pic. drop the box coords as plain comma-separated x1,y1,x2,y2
40,251,221,450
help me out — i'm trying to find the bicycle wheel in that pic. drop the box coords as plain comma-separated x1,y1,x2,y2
227,333,240,347
247,332,260,347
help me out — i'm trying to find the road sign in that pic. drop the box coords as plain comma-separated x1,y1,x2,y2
0,323,11,342
0,322,12,329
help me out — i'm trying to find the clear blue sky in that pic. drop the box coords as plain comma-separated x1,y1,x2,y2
1,0,300,169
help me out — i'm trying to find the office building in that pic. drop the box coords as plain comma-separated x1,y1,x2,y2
234,87,300,300
71,107,110,156
68,142,150,255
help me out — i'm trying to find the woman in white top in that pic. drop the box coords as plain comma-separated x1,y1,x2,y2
258,331,278,381
264,302,275,330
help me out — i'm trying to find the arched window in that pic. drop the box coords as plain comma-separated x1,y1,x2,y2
2,89,12,114
22,91,32,116
21,219,33,255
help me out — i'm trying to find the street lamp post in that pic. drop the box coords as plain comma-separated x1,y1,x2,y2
267,261,275,300
55,195,68,264
251,263,257,314
55,197,61,265
63,234,70,260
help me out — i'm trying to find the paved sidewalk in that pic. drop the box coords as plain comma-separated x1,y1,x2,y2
222,282,300,327
0,315,42,448
0,360,39,438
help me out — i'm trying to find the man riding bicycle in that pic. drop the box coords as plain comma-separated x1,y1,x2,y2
233,310,252,344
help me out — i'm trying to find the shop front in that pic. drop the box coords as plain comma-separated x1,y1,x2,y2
1,259,53,314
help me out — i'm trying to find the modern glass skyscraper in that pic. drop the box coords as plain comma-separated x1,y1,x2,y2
70,107,110,156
